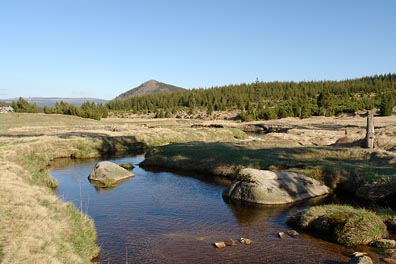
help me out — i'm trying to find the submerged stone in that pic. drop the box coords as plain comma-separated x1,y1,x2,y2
240,237,253,245
287,230,300,238
225,239,237,247
213,242,226,249
278,232,286,239
371,239,396,249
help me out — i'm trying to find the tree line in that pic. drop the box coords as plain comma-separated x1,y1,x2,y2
44,101,108,120
107,74,396,120
9,97,108,120
9,74,396,121
11,97,39,113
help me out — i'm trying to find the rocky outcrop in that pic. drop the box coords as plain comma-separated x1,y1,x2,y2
88,161,135,187
223,168,329,205
0,106,14,113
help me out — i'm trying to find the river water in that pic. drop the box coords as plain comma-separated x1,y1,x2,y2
51,155,371,264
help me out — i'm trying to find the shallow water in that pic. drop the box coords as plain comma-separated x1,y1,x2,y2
51,156,373,264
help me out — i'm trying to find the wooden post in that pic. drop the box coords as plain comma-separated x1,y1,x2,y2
366,113,375,148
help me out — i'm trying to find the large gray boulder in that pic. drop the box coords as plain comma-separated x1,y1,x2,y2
88,161,135,187
223,168,329,205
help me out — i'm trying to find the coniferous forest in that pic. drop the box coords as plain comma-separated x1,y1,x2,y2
43,101,109,120
107,74,396,121
8,74,396,121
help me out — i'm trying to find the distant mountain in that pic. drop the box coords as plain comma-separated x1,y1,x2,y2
0,97,108,107
115,80,185,100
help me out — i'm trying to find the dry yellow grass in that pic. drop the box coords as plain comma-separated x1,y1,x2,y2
237,115,396,150
0,138,101,263
0,161,97,263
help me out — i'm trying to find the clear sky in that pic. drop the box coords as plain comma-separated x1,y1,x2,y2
0,0,395,100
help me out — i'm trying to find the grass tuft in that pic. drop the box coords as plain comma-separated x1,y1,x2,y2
378,208,396,231
65,204,99,258
32,171,59,189
288,204,388,246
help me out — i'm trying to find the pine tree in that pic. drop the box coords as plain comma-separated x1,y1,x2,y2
380,94,394,116
11,97,38,113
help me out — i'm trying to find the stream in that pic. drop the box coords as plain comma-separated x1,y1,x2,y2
51,155,377,264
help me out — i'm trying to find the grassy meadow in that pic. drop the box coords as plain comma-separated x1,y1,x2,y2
1,112,396,262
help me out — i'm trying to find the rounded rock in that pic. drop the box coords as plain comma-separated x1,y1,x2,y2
223,168,329,205
88,161,135,187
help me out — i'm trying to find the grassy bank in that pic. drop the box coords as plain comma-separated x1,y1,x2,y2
0,113,246,263
0,114,148,263
0,144,100,263
141,142,396,203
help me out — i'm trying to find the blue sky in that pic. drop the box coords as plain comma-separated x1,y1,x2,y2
0,0,395,100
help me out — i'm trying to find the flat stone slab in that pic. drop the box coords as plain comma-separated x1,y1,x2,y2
223,168,329,205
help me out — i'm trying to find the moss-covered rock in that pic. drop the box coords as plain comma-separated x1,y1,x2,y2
288,204,388,246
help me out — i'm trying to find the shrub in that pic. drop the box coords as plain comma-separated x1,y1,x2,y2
11,97,38,113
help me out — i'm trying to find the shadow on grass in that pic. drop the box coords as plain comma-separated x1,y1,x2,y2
96,136,147,156
141,141,364,176
58,132,111,138
141,141,396,205
57,132,148,158
0,133,46,137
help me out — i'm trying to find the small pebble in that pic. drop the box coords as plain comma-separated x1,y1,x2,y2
225,239,237,247
287,230,299,238
213,242,226,249
278,232,286,239
240,237,253,245
352,252,368,257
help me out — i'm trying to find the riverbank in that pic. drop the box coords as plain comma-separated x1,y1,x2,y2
0,113,244,263
1,113,396,262
141,142,396,204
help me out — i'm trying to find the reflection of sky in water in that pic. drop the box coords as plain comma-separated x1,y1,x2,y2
52,156,353,264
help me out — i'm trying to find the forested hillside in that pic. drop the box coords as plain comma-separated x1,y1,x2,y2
107,74,396,120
